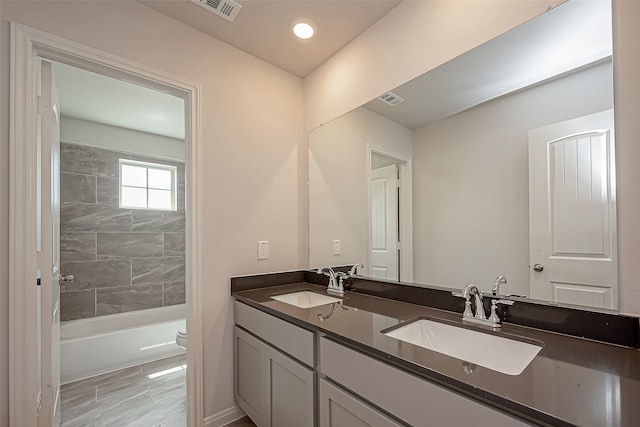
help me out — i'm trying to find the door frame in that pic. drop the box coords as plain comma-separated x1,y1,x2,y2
367,145,413,282
9,23,204,426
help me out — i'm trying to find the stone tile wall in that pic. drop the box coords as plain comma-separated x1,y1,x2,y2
60,142,185,321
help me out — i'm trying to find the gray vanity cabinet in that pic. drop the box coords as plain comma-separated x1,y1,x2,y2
319,379,404,427
233,299,533,427
320,337,533,427
233,301,316,427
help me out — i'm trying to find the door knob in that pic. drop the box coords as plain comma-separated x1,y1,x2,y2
532,264,544,272
60,274,75,283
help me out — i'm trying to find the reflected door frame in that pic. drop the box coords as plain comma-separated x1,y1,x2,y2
367,145,413,282
9,23,204,426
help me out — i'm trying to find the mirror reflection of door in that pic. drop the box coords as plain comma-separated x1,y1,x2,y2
371,164,398,280
370,152,404,281
528,110,617,309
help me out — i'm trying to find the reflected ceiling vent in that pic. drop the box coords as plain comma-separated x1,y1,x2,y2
377,91,405,107
190,0,243,22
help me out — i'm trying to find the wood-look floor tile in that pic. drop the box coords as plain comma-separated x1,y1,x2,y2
141,354,187,375
61,355,186,427
94,392,156,427
159,415,186,427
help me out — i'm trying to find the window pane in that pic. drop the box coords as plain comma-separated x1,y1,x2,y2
121,186,147,208
121,164,147,187
148,168,173,190
148,189,173,210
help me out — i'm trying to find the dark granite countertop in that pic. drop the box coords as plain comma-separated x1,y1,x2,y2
233,282,640,427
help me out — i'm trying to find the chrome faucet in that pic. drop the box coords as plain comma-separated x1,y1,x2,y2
492,275,507,296
461,284,485,319
453,284,514,328
349,263,364,277
317,267,344,296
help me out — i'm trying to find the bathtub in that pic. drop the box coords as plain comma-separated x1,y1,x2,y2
60,304,186,384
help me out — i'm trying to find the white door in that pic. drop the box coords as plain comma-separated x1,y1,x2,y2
528,110,617,309
36,59,61,426
370,164,399,280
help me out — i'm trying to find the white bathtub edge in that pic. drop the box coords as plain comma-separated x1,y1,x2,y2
61,307,186,384
61,347,185,385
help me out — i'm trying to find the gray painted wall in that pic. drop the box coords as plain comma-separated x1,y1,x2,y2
59,142,185,321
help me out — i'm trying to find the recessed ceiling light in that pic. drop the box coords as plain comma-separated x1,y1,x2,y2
292,19,316,40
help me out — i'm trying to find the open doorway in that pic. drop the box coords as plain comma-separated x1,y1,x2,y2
44,60,188,426
9,24,203,427
368,148,413,283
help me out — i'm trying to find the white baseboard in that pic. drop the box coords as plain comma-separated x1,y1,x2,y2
204,405,246,427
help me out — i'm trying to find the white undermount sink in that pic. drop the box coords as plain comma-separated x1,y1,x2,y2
270,291,342,308
383,318,542,375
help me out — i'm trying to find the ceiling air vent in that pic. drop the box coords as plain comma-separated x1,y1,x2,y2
190,0,243,22
377,91,405,107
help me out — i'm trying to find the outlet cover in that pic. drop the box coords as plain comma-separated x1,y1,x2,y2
258,241,269,260
332,239,341,255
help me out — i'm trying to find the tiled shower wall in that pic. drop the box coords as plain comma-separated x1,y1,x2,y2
59,142,185,321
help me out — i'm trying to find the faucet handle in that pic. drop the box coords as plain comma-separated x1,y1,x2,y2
488,299,514,325
492,299,514,306
451,291,474,318
336,271,348,287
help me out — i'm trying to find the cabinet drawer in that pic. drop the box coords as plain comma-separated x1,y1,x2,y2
234,300,315,366
320,379,404,427
320,337,532,427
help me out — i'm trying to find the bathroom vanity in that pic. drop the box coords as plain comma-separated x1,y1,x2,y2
231,272,640,427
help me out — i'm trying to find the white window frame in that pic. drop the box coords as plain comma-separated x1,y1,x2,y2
119,159,178,211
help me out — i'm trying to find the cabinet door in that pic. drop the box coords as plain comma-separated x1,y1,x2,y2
319,379,404,427
268,345,315,427
234,326,315,427
234,326,268,426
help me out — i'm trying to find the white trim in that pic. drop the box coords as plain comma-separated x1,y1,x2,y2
9,23,204,426
367,145,414,282
9,21,39,427
203,405,247,427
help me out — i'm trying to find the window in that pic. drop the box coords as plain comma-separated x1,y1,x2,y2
119,159,177,211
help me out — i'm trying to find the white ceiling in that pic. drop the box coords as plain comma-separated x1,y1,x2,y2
53,0,611,141
53,0,401,139
140,0,402,78
53,61,186,139
363,0,613,129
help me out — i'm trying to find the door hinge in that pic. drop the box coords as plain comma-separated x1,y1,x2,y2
396,241,401,250
36,278,41,286
37,95,51,117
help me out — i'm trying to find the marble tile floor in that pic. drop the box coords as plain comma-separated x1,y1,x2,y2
61,354,187,427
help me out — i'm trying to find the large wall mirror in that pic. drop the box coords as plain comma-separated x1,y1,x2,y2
308,0,618,312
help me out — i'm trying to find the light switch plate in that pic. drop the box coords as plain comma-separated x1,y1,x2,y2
258,241,269,260
332,239,341,255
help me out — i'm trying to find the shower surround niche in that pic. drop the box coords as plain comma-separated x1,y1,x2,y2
59,142,186,321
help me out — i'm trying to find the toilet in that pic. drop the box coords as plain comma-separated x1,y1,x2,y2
176,320,187,349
